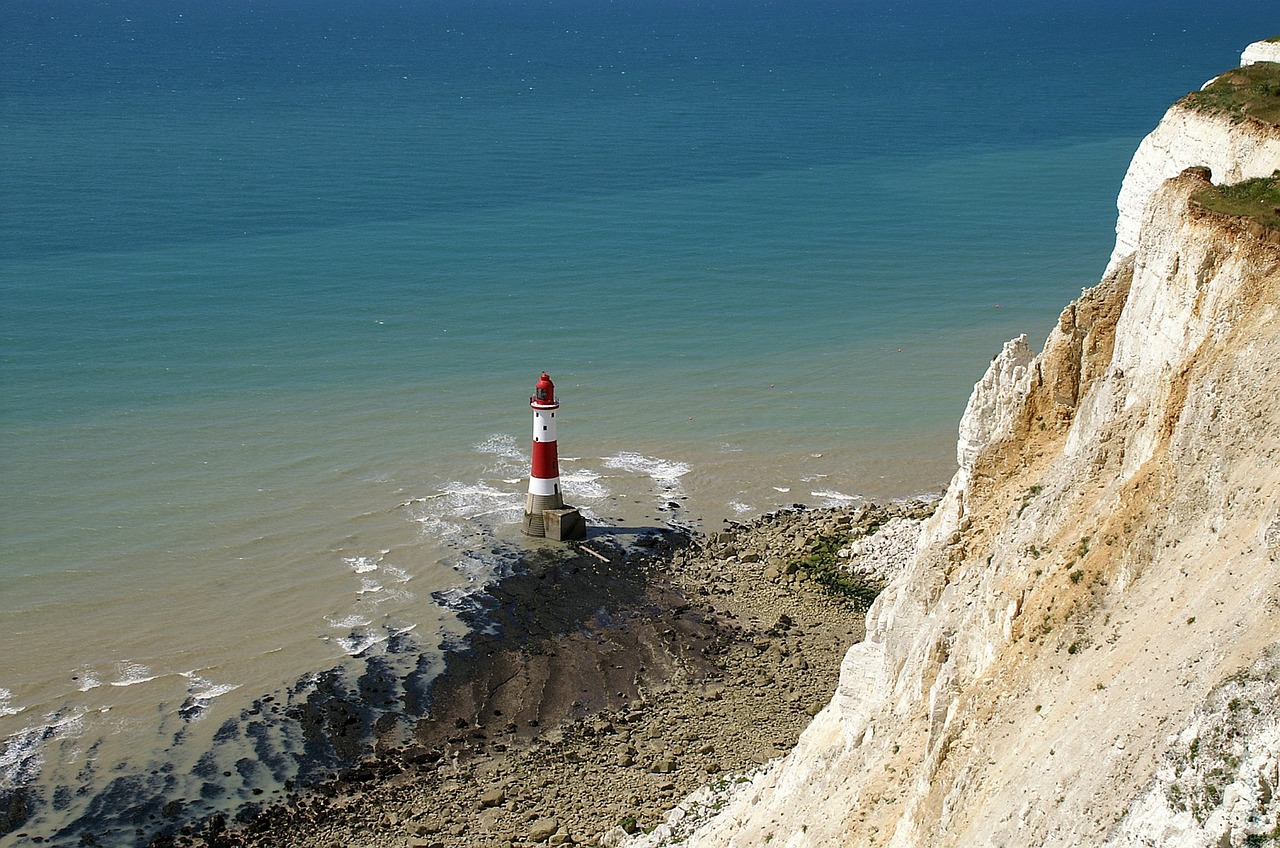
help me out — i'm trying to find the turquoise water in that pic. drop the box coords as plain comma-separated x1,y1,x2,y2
1,0,1271,840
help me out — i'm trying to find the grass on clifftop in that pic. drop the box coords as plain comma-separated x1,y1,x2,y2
1181,62,1280,125
1191,172,1280,231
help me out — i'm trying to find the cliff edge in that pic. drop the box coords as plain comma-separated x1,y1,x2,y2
635,42,1280,848
1108,39,1280,275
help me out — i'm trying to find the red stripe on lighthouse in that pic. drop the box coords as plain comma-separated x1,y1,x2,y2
531,440,558,479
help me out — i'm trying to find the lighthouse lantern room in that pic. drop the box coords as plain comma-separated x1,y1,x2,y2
521,372,586,540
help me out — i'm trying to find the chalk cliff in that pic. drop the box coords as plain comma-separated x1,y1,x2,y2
1242,40,1280,67
634,43,1280,848
1107,40,1280,276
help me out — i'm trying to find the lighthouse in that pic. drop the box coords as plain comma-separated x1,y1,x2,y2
521,372,585,540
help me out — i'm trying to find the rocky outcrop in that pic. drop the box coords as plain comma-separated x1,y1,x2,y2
634,49,1280,848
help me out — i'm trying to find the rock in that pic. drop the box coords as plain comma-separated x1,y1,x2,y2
479,787,506,808
599,826,632,847
528,817,559,843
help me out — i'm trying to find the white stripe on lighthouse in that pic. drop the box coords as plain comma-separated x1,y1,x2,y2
533,410,557,442
528,476,560,496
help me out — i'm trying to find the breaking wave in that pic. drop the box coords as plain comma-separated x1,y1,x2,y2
109,662,159,688
603,452,691,487
0,688,17,718
811,489,862,506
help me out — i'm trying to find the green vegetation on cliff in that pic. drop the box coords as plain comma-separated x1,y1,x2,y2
1191,173,1280,231
1181,62,1280,125
789,534,884,608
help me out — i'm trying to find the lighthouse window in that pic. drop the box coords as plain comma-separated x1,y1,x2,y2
542,425,548,431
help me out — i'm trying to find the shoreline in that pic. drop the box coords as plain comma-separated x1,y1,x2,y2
71,500,934,848
10,502,936,845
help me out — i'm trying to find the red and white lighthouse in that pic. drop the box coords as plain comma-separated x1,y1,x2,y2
522,372,579,538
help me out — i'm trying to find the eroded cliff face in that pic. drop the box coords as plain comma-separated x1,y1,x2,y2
637,50,1280,848
1107,42,1280,276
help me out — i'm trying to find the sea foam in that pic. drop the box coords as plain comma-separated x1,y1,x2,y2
182,674,241,703
603,452,691,486
335,627,387,657
326,614,372,629
0,710,85,788
109,662,159,688
382,565,411,583
344,555,379,574
561,468,608,500
475,432,524,460
811,489,862,505
75,669,102,692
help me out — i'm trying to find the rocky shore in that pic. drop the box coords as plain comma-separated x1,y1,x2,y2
168,499,935,848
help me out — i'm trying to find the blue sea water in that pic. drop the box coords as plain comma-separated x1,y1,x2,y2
1,0,1273,841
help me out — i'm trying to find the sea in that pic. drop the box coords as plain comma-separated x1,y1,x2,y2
1,0,1272,842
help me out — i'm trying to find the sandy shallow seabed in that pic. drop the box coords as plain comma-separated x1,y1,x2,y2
112,500,933,848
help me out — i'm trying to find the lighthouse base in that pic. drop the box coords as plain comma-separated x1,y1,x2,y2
522,492,563,536
522,493,585,541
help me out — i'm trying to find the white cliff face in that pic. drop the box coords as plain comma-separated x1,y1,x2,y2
953,334,1033,512
1105,42,1280,277
1106,106,1280,276
632,50,1280,848
1241,39,1280,66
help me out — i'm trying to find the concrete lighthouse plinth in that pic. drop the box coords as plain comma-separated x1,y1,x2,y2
521,492,565,537
538,505,586,542
521,372,586,540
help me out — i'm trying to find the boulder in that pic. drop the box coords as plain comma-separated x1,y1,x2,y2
528,817,560,843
